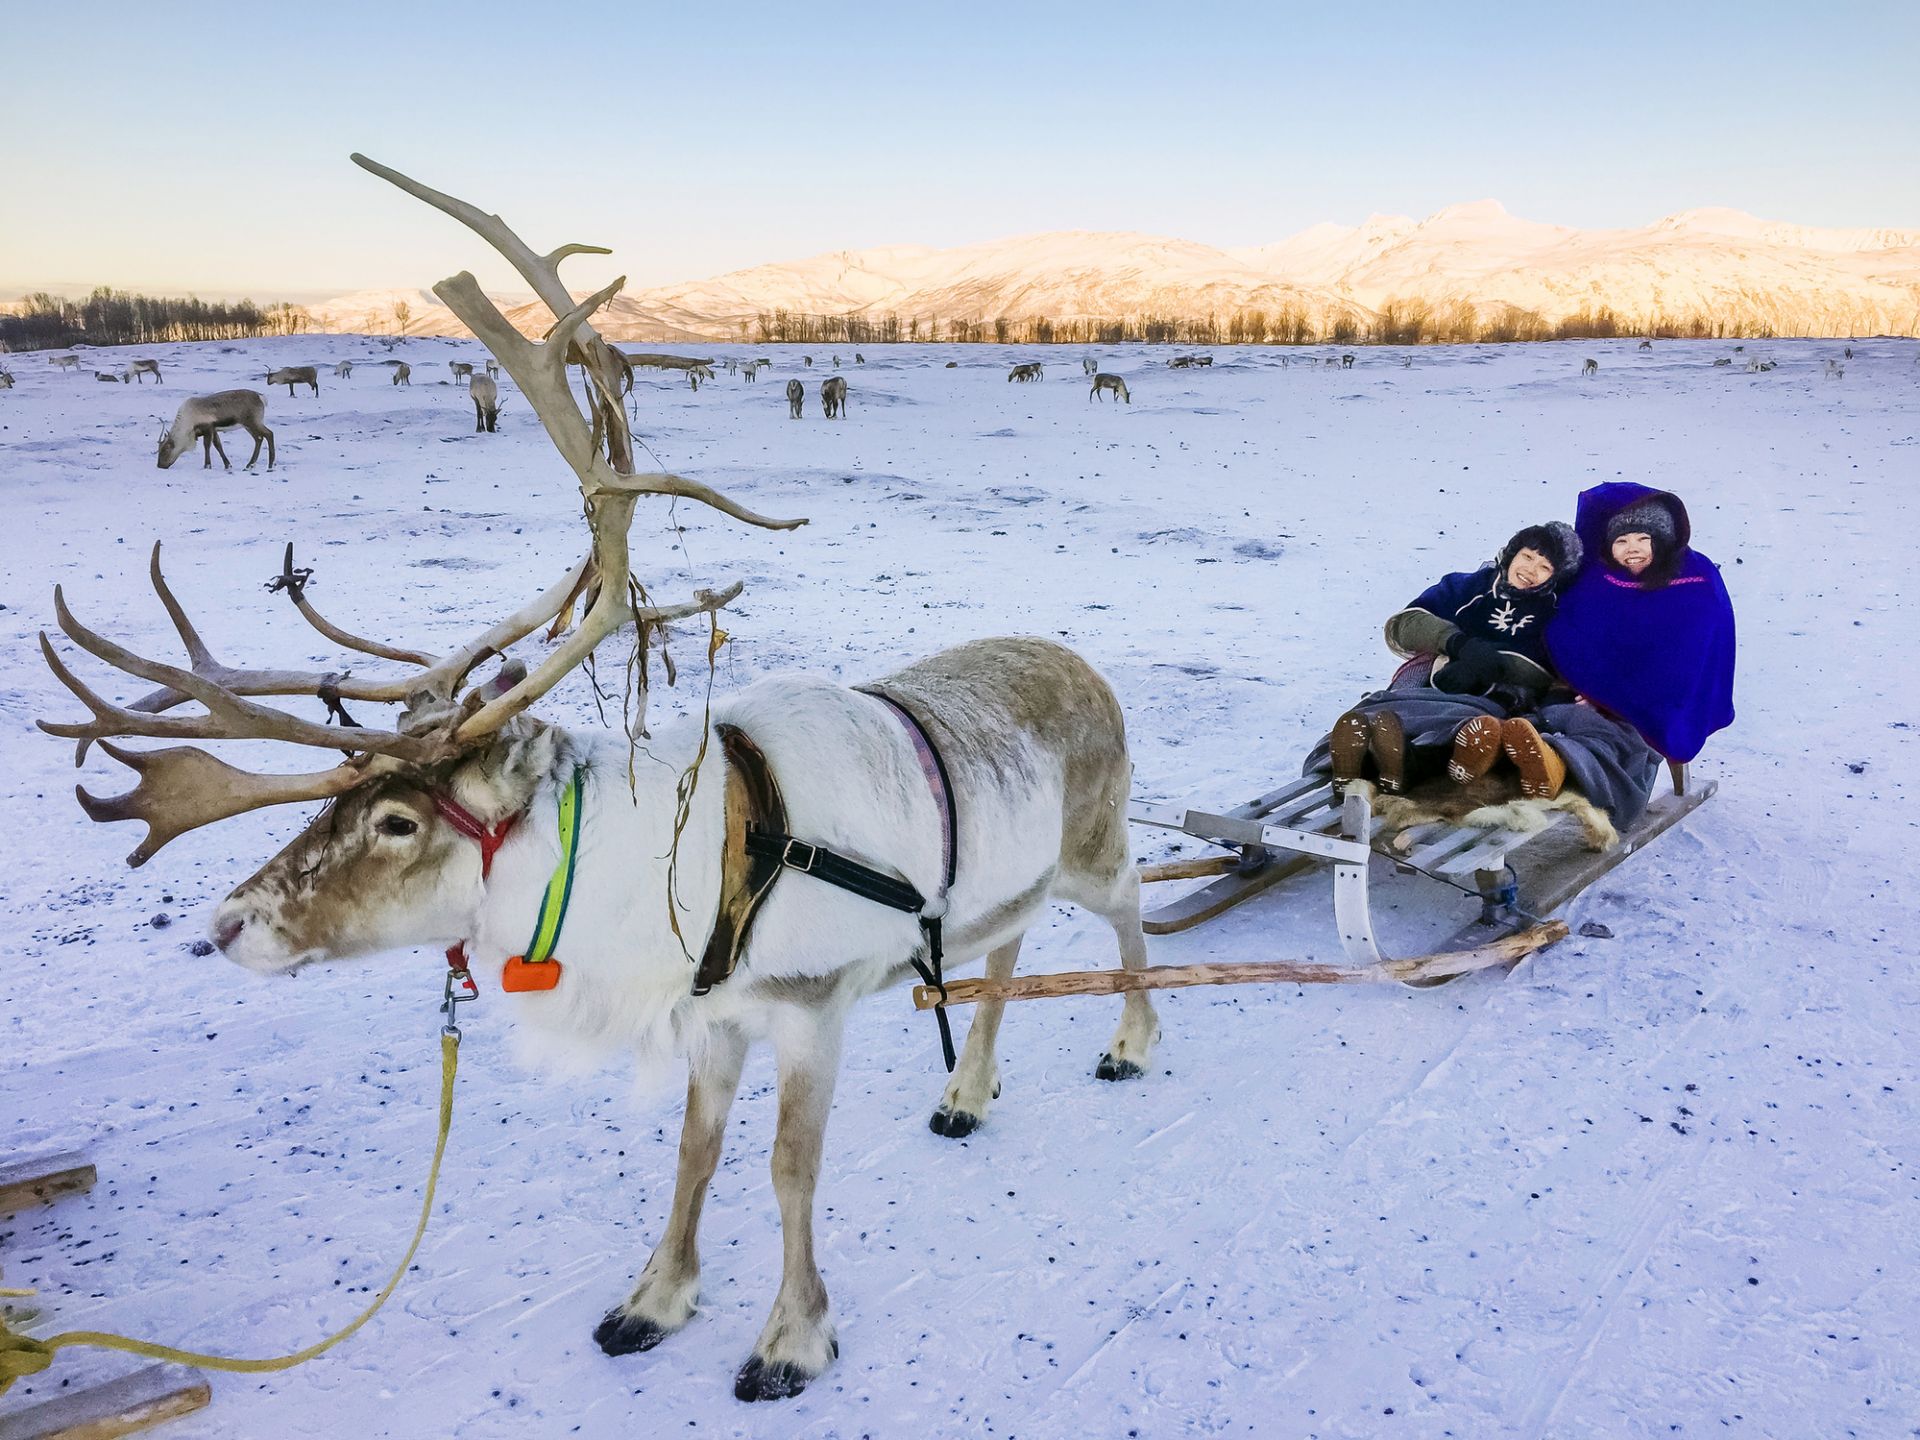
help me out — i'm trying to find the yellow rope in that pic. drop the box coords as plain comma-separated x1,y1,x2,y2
1,1030,459,1396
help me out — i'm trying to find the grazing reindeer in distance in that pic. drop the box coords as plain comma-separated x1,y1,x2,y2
42,154,1161,1403
1168,356,1194,369
1090,373,1130,403
450,360,475,385
125,359,163,384
1400,355,1413,369
803,355,813,367
95,370,121,382
486,358,500,377
1843,346,1854,359
724,358,738,376
821,374,847,418
786,377,804,417
0,369,14,389
265,365,320,397
687,363,713,392
1007,362,1043,382
1195,355,1213,367
855,353,865,364
392,361,412,385
1581,358,1599,378
156,389,275,470
469,373,503,430
742,360,762,382
832,354,841,368
1712,357,1733,367
1638,339,1653,350
1339,353,1353,369
1082,357,1099,377
1824,359,1844,380
334,360,355,379
50,354,81,373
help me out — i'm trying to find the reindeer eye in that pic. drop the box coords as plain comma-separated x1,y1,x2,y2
377,814,419,837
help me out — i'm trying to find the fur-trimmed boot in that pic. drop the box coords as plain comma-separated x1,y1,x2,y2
1366,711,1409,793
1500,717,1567,799
1448,714,1504,784
1329,710,1370,788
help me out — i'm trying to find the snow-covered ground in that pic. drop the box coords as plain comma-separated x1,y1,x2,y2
3,336,1916,1439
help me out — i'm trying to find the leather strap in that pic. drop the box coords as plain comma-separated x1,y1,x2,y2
694,726,789,995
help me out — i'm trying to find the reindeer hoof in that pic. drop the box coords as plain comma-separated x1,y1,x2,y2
594,1309,673,1356
734,1354,818,1402
928,1106,981,1139
1095,1054,1143,1082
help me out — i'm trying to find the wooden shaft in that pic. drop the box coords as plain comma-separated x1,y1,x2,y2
910,922,1568,1009
1138,854,1240,884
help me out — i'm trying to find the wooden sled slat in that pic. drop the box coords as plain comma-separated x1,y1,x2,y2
1142,854,1316,934
0,1365,210,1440
0,1155,96,1217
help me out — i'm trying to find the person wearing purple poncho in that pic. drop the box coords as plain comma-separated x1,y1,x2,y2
1497,483,1737,826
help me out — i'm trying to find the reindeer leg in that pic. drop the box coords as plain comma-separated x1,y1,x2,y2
735,1005,844,1402
596,1022,749,1357
1094,868,1160,1081
930,934,1022,1138
207,430,231,471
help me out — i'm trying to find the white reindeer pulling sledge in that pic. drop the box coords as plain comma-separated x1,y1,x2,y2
39,155,1160,1403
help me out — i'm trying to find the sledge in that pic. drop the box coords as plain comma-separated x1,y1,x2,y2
1127,759,1716,980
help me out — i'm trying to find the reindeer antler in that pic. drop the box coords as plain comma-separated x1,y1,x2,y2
41,156,810,864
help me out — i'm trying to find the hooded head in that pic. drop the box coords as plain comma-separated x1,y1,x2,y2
1576,483,1692,589
1497,521,1582,594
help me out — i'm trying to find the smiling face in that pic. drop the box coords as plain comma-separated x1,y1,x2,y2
208,776,480,975
1611,532,1655,576
1505,546,1555,591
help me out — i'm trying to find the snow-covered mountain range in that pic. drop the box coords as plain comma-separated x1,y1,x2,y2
306,202,1920,342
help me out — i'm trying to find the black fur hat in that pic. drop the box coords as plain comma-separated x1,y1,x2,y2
1499,521,1582,590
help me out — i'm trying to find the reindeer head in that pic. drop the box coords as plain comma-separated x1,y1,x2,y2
40,155,806,981
156,427,186,468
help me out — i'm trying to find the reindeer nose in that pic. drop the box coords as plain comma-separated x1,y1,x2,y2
211,912,247,951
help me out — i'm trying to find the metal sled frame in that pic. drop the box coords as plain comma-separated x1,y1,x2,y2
1131,761,1716,974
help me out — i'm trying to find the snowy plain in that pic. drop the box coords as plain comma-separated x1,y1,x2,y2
2,336,1916,1439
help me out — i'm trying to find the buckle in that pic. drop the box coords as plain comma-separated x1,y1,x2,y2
782,838,818,873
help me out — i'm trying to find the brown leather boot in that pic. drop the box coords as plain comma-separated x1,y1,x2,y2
1448,714,1504,784
1500,717,1567,799
1366,711,1409,792
1329,711,1370,788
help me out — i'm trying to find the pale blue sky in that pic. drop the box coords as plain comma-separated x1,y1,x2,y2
3,0,1915,300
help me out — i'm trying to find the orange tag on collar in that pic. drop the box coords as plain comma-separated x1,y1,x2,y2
501,955,564,992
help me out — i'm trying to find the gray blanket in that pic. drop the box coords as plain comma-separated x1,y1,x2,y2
1308,688,1661,828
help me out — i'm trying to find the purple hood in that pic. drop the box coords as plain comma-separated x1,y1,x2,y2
1546,482,1736,762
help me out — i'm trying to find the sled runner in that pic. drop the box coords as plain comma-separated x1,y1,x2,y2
1129,760,1715,978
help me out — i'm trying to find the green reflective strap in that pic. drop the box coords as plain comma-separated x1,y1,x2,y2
521,768,584,963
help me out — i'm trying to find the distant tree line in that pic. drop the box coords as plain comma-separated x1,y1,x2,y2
751,299,1793,348
1,288,314,351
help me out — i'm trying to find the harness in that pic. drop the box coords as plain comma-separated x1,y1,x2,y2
699,690,962,1070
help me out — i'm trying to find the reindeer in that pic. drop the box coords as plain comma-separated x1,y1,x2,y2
1007,362,1043,382
1089,373,1130,403
1082,357,1099,377
1581,358,1599,378
724,358,738,376
40,154,1159,1403
1712,357,1732,367
95,370,121,382
50,354,81,372
470,373,502,430
1339,354,1352,369
1400,356,1413,369
1638,339,1653,350
265,366,320,397
821,374,847,418
155,390,275,470
832,354,841,368
1196,355,1213,367
335,360,355,379
1322,357,1339,368
786,377,804,417
392,362,412,385
1824,359,1845,381
486,358,500,378
803,355,813,367
1844,346,1854,360
1168,356,1194,369
450,360,475,385
125,359,163,384
0,369,13,389
687,363,714,392
855,353,865,365
742,360,762,382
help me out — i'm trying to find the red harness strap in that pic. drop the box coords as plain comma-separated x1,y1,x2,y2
434,792,522,984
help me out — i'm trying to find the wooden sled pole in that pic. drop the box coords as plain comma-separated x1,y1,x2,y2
911,921,1568,1009
1138,855,1241,884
